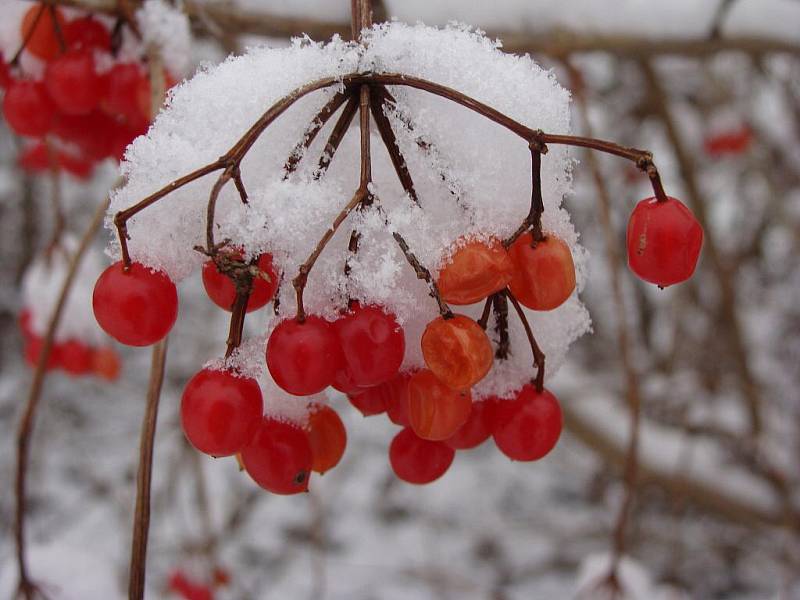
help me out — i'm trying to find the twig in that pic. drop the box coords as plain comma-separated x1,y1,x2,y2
505,288,545,392
315,94,359,178
284,90,351,177
392,232,452,319
504,145,546,248
14,195,110,600
493,293,510,360
128,337,169,600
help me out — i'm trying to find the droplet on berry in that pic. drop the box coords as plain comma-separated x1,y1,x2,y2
492,385,562,461
241,417,312,494
389,427,455,485
333,303,405,387
92,261,178,347
181,368,263,457
407,369,472,441
266,316,344,396
201,252,279,312
437,237,513,305
508,232,576,311
305,404,347,474
626,196,703,287
421,315,493,390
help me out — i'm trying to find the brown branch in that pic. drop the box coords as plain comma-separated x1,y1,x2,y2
504,145,545,248
493,292,510,360
477,296,493,330
392,232,452,319
505,288,545,392
225,289,250,358
128,337,169,600
14,194,110,599
284,90,351,177
315,94,359,178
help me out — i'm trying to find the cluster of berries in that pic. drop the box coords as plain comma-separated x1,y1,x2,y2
1,3,171,179
91,190,701,494
167,567,229,600
19,308,120,380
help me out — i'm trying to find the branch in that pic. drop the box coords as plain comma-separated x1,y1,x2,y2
316,94,359,178
505,288,545,392
15,194,110,599
392,232,452,319
284,90,351,177
128,337,169,600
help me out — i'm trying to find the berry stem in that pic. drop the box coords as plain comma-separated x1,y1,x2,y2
493,292,510,359
505,288,546,392
10,2,47,66
128,337,168,600
477,296,493,329
392,231,453,319
283,89,352,178
225,289,251,358
504,145,546,248
315,93,359,179
44,139,65,258
15,194,110,599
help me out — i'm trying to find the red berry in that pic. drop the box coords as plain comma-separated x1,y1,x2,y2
64,16,111,52
508,232,576,311
346,371,414,421
305,404,347,474
332,367,368,395
3,80,55,137
333,303,405,387
52,111,116,160
24,336,62,370
266,316,344,396
60,339,93,376
181,368,263,457
103,63,149,125
92,261,178,347
704,126,752,157
20,4,67,61
241,417,312,494
421,315,493,391
437,237,514,305
444,398,495,450
19,308,34,339
0,54,11,89
201,253,278,312
389,427,454,485
58,151,93,179
626,196,703,287
44,50,102,115
407,369,472,441
492,385,562,461
18,143,50,173
347,389,387,417
91,346,121,381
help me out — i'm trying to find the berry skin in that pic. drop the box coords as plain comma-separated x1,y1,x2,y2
24,336,62,370
492,385,562,461
60,339,93,376
332,367,368,396
2,80,55,137
626,196,703,287
389,427,455,485
508,232,576,311
333,303,405,387
92,261,178,347
91,347,121,381
52,111,115,160
20,4,67,61
266,316,344,396
64,16,111,52
305,404,347,474
347,389,387,417
421,315,493,390
0,54,11,89
407,369,472,441
201,253,279,312
181,369,263,457
444,398,495,450
241,417,312,495
103,63,149,126
437,237,514,305
45,50,102,115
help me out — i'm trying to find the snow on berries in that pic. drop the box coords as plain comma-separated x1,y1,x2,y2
91,21,702,492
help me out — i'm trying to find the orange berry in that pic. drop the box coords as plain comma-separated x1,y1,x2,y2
508,232,576,310
437,237,513,305
408,369,472,440
305,404,347,475
421,315,493,390
20,4,67,61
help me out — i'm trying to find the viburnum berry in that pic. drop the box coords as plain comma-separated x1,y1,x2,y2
18,308,34,339
332,367,368,396
52,111,116,160
266,316,344,396
421,315,493,390
704,126,752,157
64,16,111,52
201,252,279,312
508,231,576,311
103,63,149,126
0,54,11,89
241,417,312,495
389,427,455,485
492,385,562,461
20,4,67,61
407,369,472,441
444,398,496,450
45,50,103,115
437,237,514,305
346,369,413,420
2,80,55,137
91,346,121,381
60,339,93,376
333,303,405,387
24,336,62,370
305,404,347,474
181,368,263,457
626,196,703,287
92,261,178,347
347,388,387,416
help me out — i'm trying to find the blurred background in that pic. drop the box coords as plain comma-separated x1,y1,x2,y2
0,1,799,598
